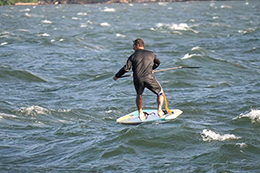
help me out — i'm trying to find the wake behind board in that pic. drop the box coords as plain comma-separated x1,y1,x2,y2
117,109,183,125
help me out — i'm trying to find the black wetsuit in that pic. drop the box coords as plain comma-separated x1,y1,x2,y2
115,49,163,96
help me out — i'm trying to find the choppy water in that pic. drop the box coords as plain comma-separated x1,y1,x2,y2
0,1,260,172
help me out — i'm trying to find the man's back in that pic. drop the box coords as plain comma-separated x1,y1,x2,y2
129,49,160,80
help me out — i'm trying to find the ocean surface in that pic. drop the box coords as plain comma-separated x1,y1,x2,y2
0,0,259,172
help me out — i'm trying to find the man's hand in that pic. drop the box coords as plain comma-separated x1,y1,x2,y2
113,76,118,81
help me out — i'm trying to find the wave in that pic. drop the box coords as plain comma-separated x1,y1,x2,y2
181,46,206,60
101,7,116,12
100,22,110,27
42,20,52,24
151,23,199,34
220,5,233,9
238,27,257,34
38,33,50,37
0,112,17,119
0,31,12,39
201,129,241,142
77,12,87,16
0,42,8,46
238,109,260,123
72,17,82,21
182,53,203,60
4,105,74,125
18,105,50,116
19,8,31,12
0,67,46,82
206,81,231,88
116,33,126,38
24,13,44,18
179,46,247,72
17,105,73,116
0,106,51,125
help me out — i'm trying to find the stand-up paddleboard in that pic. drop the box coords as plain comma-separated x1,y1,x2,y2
117,109,183,125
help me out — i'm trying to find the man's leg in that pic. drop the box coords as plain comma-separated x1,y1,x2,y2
144,77,165,118
157,92,165,118
136,94,147,121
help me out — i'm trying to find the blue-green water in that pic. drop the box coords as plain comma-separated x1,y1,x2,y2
0,1,259,172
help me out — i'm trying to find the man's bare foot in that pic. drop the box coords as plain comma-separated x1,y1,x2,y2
139,112,149,121
158,110,166,119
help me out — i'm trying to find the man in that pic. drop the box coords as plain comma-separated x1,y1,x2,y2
113,38,165,121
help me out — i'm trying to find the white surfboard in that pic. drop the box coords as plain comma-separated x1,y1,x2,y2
117,109,183,125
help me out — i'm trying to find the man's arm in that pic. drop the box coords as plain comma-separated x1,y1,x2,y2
152,54,160,70
114,57,132,80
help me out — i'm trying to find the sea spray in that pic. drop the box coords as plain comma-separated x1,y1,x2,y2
238,109,260,123
201,129,241,142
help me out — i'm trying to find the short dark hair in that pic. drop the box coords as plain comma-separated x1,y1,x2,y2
133,38,145,47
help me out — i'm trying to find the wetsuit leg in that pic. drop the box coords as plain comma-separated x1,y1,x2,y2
134,79,145,96
144,76,163,96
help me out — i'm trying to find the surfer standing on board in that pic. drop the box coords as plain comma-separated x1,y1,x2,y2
113,38,165,121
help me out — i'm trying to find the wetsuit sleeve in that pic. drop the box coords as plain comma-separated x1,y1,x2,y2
115,58,132,78
152,54,160,70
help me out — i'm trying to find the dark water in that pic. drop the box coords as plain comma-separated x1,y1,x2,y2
0,1,260,172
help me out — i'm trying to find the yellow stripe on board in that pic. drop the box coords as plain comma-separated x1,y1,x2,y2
116,114,132,123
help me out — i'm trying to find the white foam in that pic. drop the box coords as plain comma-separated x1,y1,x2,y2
56,109,72,113
25,13,44,18
0,113,17,119
17,29,29,32
105,110,113,113
221,5,232,9
171,23,189,30
116,33,126,38
77,12,87,16
238,28,256,34
100,22,110,27
80,23,88,28
236,142,247,148
25,13,32,17
87,20,94,25
102,7,116,12
201,129,241,141
20,8,30,12
210,3,215,7
19,105,50,116
155,23,199,34
72,17,82,20
0,31,11,38
182,53,202,60
158,2,168,6
191,46,202,51
38,33,50,37
1,42,8,46
42,20,52,24
182,53,193,59
239,109,260,123
163,23,188,31
51,38,64,42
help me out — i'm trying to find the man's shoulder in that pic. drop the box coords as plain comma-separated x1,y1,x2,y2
139,49,154,54
130,49,155,58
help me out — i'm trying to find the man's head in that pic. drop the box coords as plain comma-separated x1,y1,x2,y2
133,38,145,50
